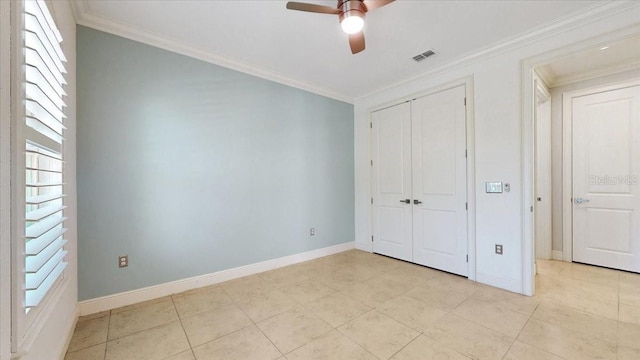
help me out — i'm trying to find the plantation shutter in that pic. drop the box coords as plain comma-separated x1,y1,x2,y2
23,0,68,309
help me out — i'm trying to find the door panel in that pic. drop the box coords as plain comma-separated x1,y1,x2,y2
411,86,468,276
420,102,456,196
585,209,631,252
572,85,640,272
371,103,413,261
420,210,457,255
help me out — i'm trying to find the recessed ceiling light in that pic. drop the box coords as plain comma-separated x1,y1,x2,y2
599,46,610,51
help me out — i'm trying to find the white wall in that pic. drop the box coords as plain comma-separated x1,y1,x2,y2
18,1,78,359
550,67,640,254
354,4,640,293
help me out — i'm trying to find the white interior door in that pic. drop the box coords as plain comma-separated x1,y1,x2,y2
371,103,413,261
411,86,468,276
572,85,640,272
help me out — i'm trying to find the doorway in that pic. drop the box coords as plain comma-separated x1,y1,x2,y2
523,34,640,294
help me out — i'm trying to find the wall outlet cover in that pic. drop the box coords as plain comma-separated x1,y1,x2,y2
118,255,128,268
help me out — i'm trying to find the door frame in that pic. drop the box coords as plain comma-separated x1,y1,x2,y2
0,0,12,357
562,78,640,263
521,25,640,296
534,74,552,261
368,76,476,281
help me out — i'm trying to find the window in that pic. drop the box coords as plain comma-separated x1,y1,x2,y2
14,0,68,340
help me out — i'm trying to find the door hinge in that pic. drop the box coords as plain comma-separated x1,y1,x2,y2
464,97,467,106
370,122,372,129
371,197,373,204
466,254,469,263
371,235,374,242
465,149,467,158
530,205,534,212
370,160,373,166
465,202,468,210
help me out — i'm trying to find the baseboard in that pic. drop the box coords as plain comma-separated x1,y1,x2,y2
78,241,355,316
354,241,372,252
58,308,79,360
476,272,522,294
552,250,564,261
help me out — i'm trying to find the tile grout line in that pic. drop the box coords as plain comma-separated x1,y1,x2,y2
103,311,111,360
230,287,286,359
281,300,343,356
386,330,423,359
62,314,111,358
170,295,197,359
499,302,539,360
103,298,182,342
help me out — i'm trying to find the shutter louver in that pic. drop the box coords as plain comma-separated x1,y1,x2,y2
23,0,68,310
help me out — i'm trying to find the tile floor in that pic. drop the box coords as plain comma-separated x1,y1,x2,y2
65,250,640,360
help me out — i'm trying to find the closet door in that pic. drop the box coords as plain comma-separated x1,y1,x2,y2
411,86,468,276
371,102,413,261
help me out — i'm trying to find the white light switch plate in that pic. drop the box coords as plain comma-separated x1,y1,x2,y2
486,182,503,193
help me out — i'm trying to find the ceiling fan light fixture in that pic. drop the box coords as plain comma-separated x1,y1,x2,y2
340,12,364,34
285,0,396,53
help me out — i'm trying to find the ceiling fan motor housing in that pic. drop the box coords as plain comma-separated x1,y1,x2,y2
338,0,367,23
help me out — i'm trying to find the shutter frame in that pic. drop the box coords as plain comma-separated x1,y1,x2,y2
22,0,68,310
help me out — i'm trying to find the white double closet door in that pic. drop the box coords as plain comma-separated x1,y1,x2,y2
371,85,468,276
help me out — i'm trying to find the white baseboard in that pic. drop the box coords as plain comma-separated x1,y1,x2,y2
354,241,372,252
58,309,79,360
476,272,522,294
78,242,355,316
552,250,564,261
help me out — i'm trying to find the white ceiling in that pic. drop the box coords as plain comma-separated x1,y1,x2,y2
539,35,640,87
75,0,603,101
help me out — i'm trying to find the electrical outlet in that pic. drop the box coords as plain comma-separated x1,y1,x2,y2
119,255,128,268
495,244,503,255
310,227,315,236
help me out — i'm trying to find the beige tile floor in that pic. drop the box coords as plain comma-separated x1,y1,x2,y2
65,250,640,360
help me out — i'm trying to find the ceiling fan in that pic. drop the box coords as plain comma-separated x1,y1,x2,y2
285,0,395,54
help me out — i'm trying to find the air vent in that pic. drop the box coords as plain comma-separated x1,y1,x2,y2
412,49,436,62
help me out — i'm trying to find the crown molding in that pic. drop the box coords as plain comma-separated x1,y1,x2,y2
548,60,640,88
355,1,640,102
71,0,354,104
71,0,639,104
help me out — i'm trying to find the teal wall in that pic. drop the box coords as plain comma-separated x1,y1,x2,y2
76,26,354,300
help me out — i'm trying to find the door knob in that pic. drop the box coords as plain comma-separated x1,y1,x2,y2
574,197,590,204
413,199,422,205
399,199,410,204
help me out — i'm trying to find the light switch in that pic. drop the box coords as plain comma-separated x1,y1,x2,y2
485,182,503,193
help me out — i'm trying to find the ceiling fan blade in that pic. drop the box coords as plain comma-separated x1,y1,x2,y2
286,2,341,15
362,0,395,11
349,32,365,54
